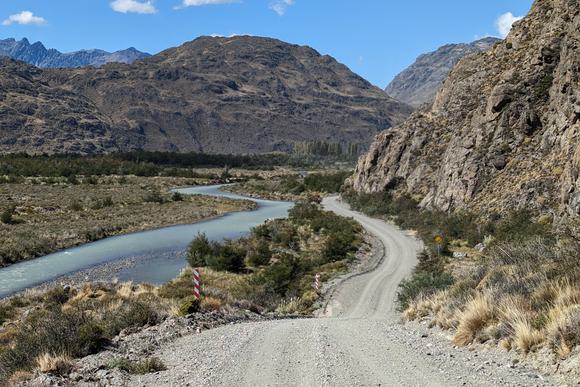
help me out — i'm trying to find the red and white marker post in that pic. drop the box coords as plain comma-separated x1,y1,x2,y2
193,268,201,300
313,273,321,291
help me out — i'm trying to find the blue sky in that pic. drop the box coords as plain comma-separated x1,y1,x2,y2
1,0,533,88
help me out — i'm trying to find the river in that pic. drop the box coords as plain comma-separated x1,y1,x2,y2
0,185,293,298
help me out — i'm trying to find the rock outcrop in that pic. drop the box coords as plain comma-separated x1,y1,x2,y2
0,38,150,68
385,37,500,108
0,36,412,154
352,0,579,227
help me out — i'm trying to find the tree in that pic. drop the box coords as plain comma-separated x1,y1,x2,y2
187,233,212,267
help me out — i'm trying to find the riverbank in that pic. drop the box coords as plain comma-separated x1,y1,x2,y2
0,196,368,385
0,176,254,267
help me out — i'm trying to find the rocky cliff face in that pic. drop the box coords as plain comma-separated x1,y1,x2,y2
352,0,579,227
0,38,150,68
30,36,409,154
385,37,500,108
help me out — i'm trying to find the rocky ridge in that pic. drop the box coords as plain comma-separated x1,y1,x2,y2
352,0,579,229
0,38,150,68
385,37,500,107
0,36,412,154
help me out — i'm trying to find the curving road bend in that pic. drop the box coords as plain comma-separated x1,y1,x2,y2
129,196,554,387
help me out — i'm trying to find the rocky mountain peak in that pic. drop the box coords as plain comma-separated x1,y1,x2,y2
385,37,500,108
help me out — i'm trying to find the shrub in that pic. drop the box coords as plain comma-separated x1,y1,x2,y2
43,286,71,305
187,233,212,267
0,306,105,381
36,353,74,375
172,192,184,202
143,190,164,203
108,357,166,374
69,201,84,211
1,206,16,225
102,300,160,336
206,241,246,273
177,296,200,316
322,233,353,262
397,271,454,311
201,296,223,311
260,254,302,296
246,239,271,267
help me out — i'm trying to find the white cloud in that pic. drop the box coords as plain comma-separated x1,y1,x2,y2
2,11,47,26
496,12,523,38
177,0,239,9
111,0,157,14
270,0,294,16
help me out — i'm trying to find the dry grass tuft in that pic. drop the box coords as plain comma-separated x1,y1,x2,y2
546,304,580,358
201,296,224,312
511,317,544,353
36,353,74,375
7,371,34,384
453,293,495,346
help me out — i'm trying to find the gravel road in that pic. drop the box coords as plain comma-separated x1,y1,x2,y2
129,196,557,387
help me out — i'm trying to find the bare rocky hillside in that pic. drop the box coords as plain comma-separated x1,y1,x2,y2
0,36,412,155
385,37,500,107
351,0,579,230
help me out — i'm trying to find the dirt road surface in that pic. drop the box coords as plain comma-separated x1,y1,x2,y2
129,196,555,386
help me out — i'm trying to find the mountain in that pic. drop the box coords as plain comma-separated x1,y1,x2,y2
0,38,150,68
351,0,579,228
385,37,500,108
0,35,412,155
0,58,118,154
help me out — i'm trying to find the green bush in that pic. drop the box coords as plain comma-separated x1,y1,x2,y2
1,206,17,225
102,299,160,336
246,239,271,267
143,190,164,203
187,233,212,267
205,241,246,273
259,254,302,296
304,171,352,193
178,296,200,316
397,271,454,311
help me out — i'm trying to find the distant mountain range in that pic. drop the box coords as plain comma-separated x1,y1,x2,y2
0,36,412,154
0,38,150,68
385,37,500,107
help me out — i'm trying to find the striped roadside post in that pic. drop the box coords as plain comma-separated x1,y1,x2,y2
313,273,320,291
193,268,201,300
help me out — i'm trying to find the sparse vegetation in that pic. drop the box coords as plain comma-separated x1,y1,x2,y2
0,200,364,383
344,189,579,359
0,283,166,383
107,357,166,375
0,176,254,266
227,170,353,200
180,202,363,311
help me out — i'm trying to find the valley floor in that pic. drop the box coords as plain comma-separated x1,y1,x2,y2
0,176,253,267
